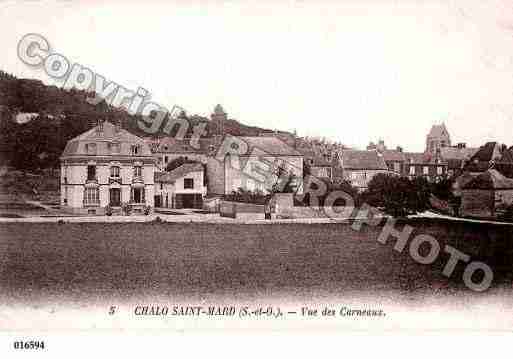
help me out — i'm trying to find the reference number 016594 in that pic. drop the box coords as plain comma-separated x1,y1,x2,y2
13,340,46,350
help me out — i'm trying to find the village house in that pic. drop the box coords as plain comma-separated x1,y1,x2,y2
207,136,304,195
460,169,513,218
403,152,448,182
381,147,406,174
148,137,213,171
154,163,206,209
60,120,156,214
439,143,478,177
338,150,390,191
463,141,513,177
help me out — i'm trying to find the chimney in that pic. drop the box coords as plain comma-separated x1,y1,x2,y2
457,142,466,149
96,119,104,135
396,146,403,152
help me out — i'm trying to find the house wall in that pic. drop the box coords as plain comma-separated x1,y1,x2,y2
406,163,447,180
206,156,225,195
60,160,155,210
154,170,206,208
461,189,494,218
154,182,175,208
344,169,389,191
174,170,206,195
224,155,303,195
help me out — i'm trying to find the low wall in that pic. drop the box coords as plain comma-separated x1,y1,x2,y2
276,206,351,219
219,200,265,219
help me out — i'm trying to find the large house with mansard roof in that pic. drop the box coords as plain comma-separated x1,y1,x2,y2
60,120,157,215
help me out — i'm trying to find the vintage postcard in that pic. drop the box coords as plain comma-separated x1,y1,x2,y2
1,0,513,353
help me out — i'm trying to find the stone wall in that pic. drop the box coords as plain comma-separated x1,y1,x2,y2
461,189,494,218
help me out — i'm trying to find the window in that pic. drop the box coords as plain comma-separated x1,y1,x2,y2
84,187,99,205
131,145,141,155
164,156,169,163
409,166,415,175
134,166,142,177
393,162,401,172
86,143,97,155
132,188,144,203
437,166,443,175
109,142,120,154
423,166,429,175
87,165,96,180
184,178,194,189
110,166,120,177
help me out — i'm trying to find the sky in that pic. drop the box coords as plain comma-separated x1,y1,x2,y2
1,0,513,151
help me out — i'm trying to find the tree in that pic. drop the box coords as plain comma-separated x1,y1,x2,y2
363,173,430,217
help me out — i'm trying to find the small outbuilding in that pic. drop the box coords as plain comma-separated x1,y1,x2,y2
154,163,206,209
460,169,513,218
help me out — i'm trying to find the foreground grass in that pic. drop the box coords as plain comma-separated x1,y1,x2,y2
0,219,512,302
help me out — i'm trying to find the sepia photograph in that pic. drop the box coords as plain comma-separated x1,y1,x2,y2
1,0,513,353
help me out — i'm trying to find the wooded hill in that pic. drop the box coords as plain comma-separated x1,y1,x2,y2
0,70,278,170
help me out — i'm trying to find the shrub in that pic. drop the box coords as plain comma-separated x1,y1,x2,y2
104,205,113,216
223,188,270,205
121,202,131,216
144,205,151,216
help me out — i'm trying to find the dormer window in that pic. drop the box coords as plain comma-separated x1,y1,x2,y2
131,145,141,155
86,143,97,155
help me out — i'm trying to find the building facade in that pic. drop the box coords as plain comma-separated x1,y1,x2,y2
460,169,513,218
222,136,304,194
338,150,390,191
60,121,156,214
154,163,207,209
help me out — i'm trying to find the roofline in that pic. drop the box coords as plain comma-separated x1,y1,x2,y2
60,155,156,161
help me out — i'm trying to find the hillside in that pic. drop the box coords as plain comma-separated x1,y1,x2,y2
0,70,280,170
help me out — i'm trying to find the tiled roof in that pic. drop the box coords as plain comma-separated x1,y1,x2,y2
154,163,204,183
462,169,513,190
464,142,513,175
339,150,387,170
403,152,443,164
152,137,214,154
61,121,153,157
382,150,406,162
440,147,478,161
237,136,303,156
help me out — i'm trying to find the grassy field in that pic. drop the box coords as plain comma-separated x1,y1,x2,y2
0,219,512,303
